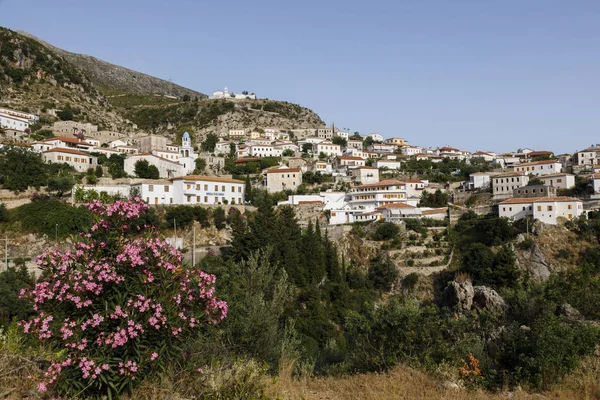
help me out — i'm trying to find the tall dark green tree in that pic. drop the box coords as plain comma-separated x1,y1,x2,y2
0,146,48,192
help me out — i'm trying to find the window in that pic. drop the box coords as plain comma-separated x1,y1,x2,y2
164,186,169,192
557,179,562,183
331,212,337,217
196,184,200,190
231,186,235,192
204,185,208,191
149,185,154,192
503,207,506,211
238,187,242,193
196,196,200,202
568,214,573,219
204,196,208,203
238,198,242,204
547,205,553,211
170,199,173,204
222,185,225,192
186,184,191,190
215,185,218,191
568,204,572,210
187,196,191,203
537,206,542,211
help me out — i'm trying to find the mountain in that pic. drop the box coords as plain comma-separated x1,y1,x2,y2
0,27,325,138
18,31,205,99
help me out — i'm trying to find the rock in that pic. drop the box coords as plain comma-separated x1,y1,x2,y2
439,381,460,390
442,279,474,311
522,243,552,282
473,286,508,315
515,234,525,244
555,303,584,324
520,325,531,332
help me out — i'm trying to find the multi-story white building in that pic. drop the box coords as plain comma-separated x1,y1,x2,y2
314,141,342,157
335,156,366,169
513,160,563,177
384,137,406,146
0,107,38,132
472,152,496,162
368,143,395,153
342,148,367,159
498,196,584,225
539,173,576,190
401,145,423,157
492,173,529,200
368,133,383,142
42,148,98,173
228,129,246,138
312,161,333,175
438,146,467,160
405,179,427,198
347,140,363,150
132,175,245,206
468,172,492,190
374,160,401,170
348,180,410,211
215,141,236,155
248,145,283,158
264,167,302,193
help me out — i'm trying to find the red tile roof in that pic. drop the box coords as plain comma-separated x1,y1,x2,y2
42,147,89,156
499,196,581,205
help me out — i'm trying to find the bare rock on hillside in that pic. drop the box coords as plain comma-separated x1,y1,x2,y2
555,303,584,324
519,243,552,282
441,279,474,311
473,286,507,315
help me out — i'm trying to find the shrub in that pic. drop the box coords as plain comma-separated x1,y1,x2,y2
368,254,399,291
19,198,227,397
373,222,400,241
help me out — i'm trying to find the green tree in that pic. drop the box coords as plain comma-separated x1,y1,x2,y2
0,266,35,326
0,146,48,192
373,222,400,241
282,149,295,157
94,165,103,178
134,159,160,179
193,158,207,174
368,253,399,291
201,133,219,152
47,174,76,197
332,136,347,147
56,108,74,121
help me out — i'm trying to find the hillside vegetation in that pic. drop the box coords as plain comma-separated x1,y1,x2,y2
0,27,325,138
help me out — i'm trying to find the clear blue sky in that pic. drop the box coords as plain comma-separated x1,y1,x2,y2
1,0,600,153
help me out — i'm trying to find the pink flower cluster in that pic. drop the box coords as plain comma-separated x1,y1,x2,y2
18,198,226,395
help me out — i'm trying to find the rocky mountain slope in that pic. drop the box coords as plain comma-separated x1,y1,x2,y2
19,31,205,99
0,27,325,138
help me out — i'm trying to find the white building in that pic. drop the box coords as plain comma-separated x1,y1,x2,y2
374,160,401,170
472,152,496,162
492,173,529,200
368,133,383,142
498,197,584,225
347,140,363,150
42,148,98,173
124,154,186,178
312,161,333,175
210,87,256,100
314,142,342,157
405,179,427,198
265,167,303,193
335,156,366,169
468,172,491,190
539,173,576,190
348,180,410,211
513,160,563,177
402,145,423,157
438,146,467,160
248,145,283,158
368,143,395,153
228,129,246,138
0,107,38,132
377,203,422,222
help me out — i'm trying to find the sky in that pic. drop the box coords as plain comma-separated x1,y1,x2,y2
1,0,600,153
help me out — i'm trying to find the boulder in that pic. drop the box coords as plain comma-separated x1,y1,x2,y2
441,279,474,311
473,286,508,315
521,243,552,282
555,303,584,324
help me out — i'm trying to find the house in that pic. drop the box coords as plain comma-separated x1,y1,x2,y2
523,150,554,161
368,143,395,153
513,160,562,177
108,139,129,149
264,167,303,193
215,141,236,155
42,148,98,173
210,87,256,100
348,180,410,211
468,172,491,190
228,129,246,138
335,156,366,169
421,207,449,220
377,203,422,223
439,146,466,160
287,158,310,170
346,140,363,150
153,149,181,161
314,141,342,157
513,185,557,199
472,152,496,162
539,173,576,190
312,161,333,175
350,166,379,184
124,154,186,178
0,107,38,132
343,148,367,159
498,197,583,225
384,137,406,146
368,133,383,142
52,121,97,135
334,130,349,140
593,174,600,194
573,145,600,168
248,145,283,158
492,173,529,200
374,160,401,170
116,146,139,155
132,175,245,206
129,134,169,153
405,179,427,198
401,145,423,157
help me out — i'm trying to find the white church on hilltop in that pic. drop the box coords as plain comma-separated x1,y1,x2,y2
210,87,257,100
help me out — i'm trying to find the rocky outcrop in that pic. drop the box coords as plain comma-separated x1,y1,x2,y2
442,278,507,316
441,279,474,311
473,286,507,314
555,303,584,324
519,243,552,282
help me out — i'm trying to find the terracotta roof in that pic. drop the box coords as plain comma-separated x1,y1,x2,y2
499,196,581,205
46,136,86,145
356,179,405,189
494,172,527,178
526,151,554,157
539,173,574,178
42,147,90,156
154,149,179,154
338,156,365,161
376,202,416,210
517,160,560,167
171,175,245,184
593,174,600,179
265,168,301,174
439,146,461,152
353,166,377,169
422,207,448,215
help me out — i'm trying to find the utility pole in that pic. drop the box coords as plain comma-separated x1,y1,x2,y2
55,224,58,242
192,223,196,267
4,236,7,271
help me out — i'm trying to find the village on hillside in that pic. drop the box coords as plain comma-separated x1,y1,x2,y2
0,104,597,228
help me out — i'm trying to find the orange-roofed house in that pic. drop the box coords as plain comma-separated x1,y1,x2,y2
42,148,98,173
498,196,583,224
513,160,563,177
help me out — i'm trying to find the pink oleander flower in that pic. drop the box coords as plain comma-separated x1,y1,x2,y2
150,352,158,361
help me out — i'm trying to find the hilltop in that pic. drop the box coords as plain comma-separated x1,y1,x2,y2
0,27,325,138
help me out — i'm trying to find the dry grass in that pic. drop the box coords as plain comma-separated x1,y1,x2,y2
266,359,600,400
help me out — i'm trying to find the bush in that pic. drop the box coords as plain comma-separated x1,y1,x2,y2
19,199,227,397
368,254,399,291
373,222,400,241
0,266,34,326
